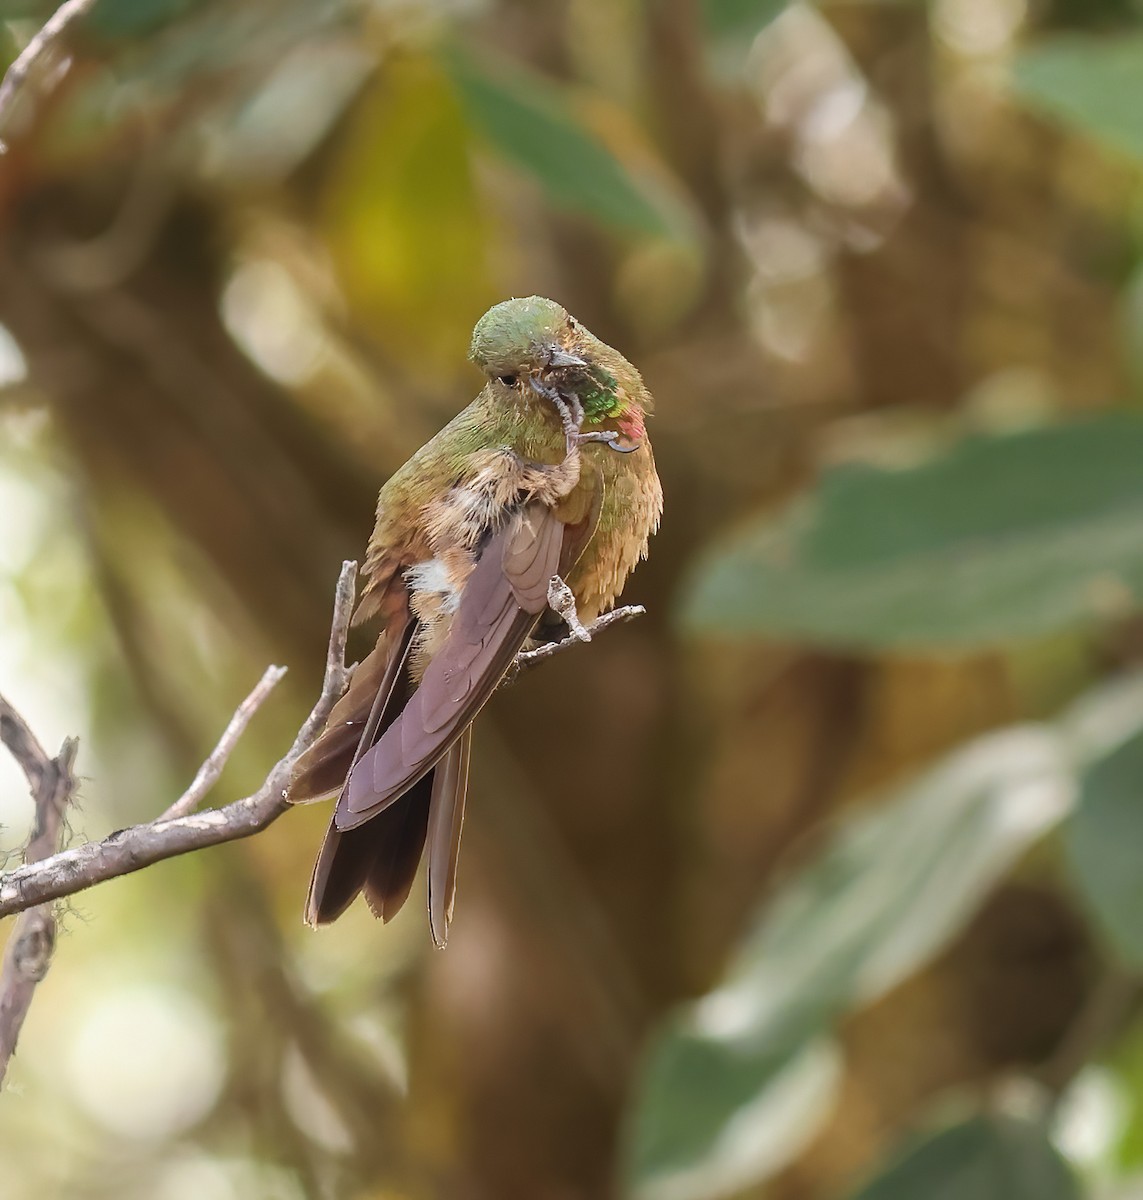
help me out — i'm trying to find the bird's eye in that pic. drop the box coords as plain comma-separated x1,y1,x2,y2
498,375,518,387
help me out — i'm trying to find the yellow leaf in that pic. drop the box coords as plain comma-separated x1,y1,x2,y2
321,57,496,376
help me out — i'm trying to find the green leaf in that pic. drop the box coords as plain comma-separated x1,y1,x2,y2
0,0,54,18
848,1115,1080,1200
1066,727,1143,966
1104,1018,1143,1169
679,415,1143,650
702,0,789,40
722,728,1072,1023
444,47,679,238
629,1035,840,1200
87,0,200,39
701,0,923,43
1013,36,1143,161
321,58,496,373
625,671,1143,1199
625,726,1072,1200
1058,670,1143,768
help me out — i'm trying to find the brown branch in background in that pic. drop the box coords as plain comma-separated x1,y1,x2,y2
0,0,99,153
0,560,642,921
0,696,78,1085
1037,967,1141,1108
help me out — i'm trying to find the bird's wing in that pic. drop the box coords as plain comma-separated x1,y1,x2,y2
337,501,564,831
289,610,416,803
420,474,600,948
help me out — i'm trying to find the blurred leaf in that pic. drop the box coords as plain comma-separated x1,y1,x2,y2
1048,0,1143,28
1058,669,1143,766
628,1037,840,1200
700,0,922,42
87,0,200,40
680,415,1143,650
445,46,679,238
1121,265,1143,393
1014,36,1143,160
1066,728,1143,966
847,1115,1080,1200
702,0,788,40
204,43,373,183
0,0,51,18
0,19,16,64
625,726,1072,1199
1107,1019,1143,1168
38,0,374,162
735,728,1072,1007
321,56,495,372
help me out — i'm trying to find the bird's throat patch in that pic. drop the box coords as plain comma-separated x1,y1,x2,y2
579,366,621,422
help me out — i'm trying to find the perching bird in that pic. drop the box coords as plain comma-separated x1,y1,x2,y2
288,296,662,945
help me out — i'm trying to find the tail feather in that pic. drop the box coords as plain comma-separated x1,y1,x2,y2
300,615,429,925
305,818,376,926
362,772,434,922
427,727,473,948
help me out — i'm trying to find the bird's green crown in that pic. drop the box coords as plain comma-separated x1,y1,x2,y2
469,296,567,376
468,296,645,423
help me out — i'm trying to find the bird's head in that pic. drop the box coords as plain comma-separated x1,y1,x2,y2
468,297,651,438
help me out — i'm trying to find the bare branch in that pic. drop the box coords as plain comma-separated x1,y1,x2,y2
0,697,50,795
0,695,78,1084
0,0,98,153
514,605,646,672
159,664,288,821
0,561,637,925
0,561,357,921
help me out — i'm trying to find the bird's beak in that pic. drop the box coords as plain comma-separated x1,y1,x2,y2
544,347,588,371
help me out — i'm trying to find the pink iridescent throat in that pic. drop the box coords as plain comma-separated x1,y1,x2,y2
616,406,646,443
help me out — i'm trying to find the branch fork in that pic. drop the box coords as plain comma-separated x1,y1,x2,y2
0,552,644,1078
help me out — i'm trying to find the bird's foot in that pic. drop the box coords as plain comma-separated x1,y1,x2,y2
575,430,639,454
547,575,591,642
529,374,639,456
528,376,583,456
555,396,587,458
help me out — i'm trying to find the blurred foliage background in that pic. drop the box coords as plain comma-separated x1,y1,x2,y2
5,0,1143,1197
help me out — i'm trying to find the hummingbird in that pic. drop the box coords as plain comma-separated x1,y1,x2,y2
288,296,663,946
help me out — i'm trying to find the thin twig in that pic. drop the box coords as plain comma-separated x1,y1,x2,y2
0,0,98,153
514,605,646,672
159,665,288,821
0,561,357,921
0,696,78,1084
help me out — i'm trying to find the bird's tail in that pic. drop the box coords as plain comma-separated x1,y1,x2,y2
289,618,432,926
304,726,471,941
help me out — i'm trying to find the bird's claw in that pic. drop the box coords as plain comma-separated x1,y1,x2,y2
575,430,640,454
547,575,591,642
530,374,638,456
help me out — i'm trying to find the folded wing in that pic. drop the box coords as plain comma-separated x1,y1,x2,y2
338,502,564,831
